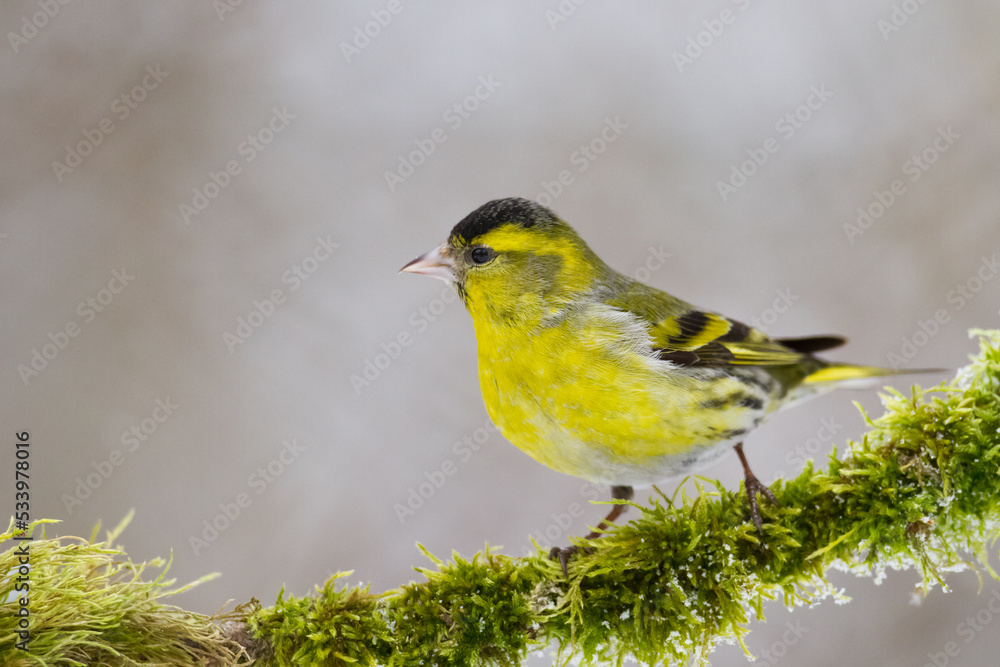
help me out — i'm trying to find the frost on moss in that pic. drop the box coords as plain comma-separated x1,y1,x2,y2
3,330,999,666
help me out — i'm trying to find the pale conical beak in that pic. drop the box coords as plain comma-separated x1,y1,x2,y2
399,243,455,283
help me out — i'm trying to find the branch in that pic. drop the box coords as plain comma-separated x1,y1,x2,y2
3,330,999,666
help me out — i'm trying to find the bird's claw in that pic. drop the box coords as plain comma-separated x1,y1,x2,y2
744,474,779,532
548,544,594,577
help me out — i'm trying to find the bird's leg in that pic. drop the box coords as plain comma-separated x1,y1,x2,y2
734,442,778,531
549,485,633,576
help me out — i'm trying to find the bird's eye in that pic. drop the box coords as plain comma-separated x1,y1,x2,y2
469,247,496,265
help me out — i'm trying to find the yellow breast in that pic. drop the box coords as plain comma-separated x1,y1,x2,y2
473,303,766,485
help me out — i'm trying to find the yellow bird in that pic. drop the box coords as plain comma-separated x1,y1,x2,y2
402,197,937,570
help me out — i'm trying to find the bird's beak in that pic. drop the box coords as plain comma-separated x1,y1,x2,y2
399,243,455,283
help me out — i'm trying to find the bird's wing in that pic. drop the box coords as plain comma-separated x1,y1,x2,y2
604,278,845,368
648,310,815,368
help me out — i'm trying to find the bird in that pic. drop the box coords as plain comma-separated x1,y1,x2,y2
401,197,938,573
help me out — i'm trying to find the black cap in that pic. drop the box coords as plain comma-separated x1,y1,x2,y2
449,198,558,243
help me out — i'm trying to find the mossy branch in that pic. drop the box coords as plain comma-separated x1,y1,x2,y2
0,512,247,666
3,330,1000,666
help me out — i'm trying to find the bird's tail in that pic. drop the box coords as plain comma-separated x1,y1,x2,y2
802,363,946,389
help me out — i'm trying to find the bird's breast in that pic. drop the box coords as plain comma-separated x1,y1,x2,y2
473,305,776,484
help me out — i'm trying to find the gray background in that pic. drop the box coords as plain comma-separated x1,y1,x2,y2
3,1,1000,665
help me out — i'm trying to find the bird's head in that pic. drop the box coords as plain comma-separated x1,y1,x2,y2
401,198,607,324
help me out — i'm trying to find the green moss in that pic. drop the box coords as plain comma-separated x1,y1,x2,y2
4,329,1000,666
388,546,538,666
0,511,244,666
246,572,390,666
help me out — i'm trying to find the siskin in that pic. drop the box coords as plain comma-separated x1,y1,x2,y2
402,197,939,571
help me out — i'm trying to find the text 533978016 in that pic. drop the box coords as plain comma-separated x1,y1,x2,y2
13,430,32,652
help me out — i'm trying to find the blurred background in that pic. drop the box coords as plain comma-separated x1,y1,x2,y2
2,1,999,664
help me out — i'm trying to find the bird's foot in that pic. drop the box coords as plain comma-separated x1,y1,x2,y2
743,473,778,532
734,442,778,532
548,485,633,576
548,544,595,577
